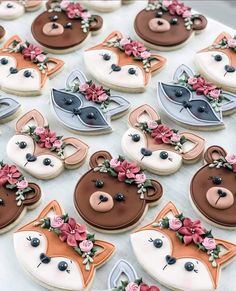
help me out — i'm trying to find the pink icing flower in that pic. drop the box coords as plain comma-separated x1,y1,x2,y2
16,179,28,190
110,158,121,169
171,133,181,143
115,160,140,181
125,282,139,291
36,54,47,63
139,284,160,291
225,154,236,165
232,164,236,173
53,139,63,148
162,0,171,8
59,218,87,247
178,218,205,245
66,3,83,19
135,173,146,184
169,218,182,230
192,77,217,96
79,240,94,252
120,38,131,46
151,124,173,144
38,128,57,149
51,216,64,228
81,11,91,19
124,41,147,58
0,164,21,186
202,237,216,250
79,83,90,92
188,77,198,85
60,0,70,9
140,51,151,59
209,89,221,99
228,38,236,48
84,84,108,102
168,0,190,16
147,120,158,129
34,127,45,135
182,10,192,18
22,44,43,61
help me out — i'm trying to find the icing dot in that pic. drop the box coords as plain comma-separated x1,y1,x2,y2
214,54,222,62
211,176,222,185
198,106,205,113
64,22,72,29
128,68,136,75
58,261,68,271
103,54,111,61
6,3,13,8
0,198,4,206
43,158,52,166
31,238,40,247
95,180,104,188
156,11,163,17
206,187,234,210
24,70,32,78
160,151,168,159
114,192,125,202
175,89,183,97
131,134,140,142
18,141,27,149
87,112,95,119
170,18,178,25
1,58,8,65
153,238,163,248
185,262,194,271
65,98,73,105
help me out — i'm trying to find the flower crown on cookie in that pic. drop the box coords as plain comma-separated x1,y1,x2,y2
210,35,236,52
209,153,236,172
0,162,32,206
94,156,152,199
112,279,160,291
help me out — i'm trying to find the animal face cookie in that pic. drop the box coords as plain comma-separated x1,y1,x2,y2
0,162,41,234
6,109,88,180
121,105,205,175
31,0,103,53
0,25,6,42
0,0,41,20
158,64,236,130
195,32,236,93
83,0,132,12
134,0,207,51
13,200,115,290
0,97,20,123
131,202,236,291
74,150,163,232
190,146,236,228
51,70,130,135
84,31,166,92
0,35,64,96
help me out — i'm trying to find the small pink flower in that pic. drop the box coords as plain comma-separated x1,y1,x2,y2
84,83,108,102
169,218,182,230
151,124,173,144
139,284,160,291
178,218,205,245
34,127,45,135
228,38,236,48
0,164,21,186
135,173,146,184
53,139,63,148
147,120,158,129
16,179,28,190
79,240,94,252
171,133,181,143
51,216,64,228
202,237,216,250
36,54,46,63
168,0,190,16
225,154,236,165
140,51,151,59
98,93,108,102
110,158,121,169
125,282,139,291
81,11,91,19
209,89,221,99
163,0,171,7
182,10,192,18
79,83,90,92
188,77,198,85
120,38,131,46
60,0,70,9
66,3,83,19
38,128,57,149
124,41,147,58
22,44,43,61
115,160,140,182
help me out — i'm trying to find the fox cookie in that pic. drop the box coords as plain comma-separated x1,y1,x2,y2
195,32,236,93
74,151,163,233
121,105,205,175
0,161,41,234
107,259,160,291
83,0,133,12
0,97,21,123
0,35,64,96
190,146,236,229
134,0,207,51
6,110,88,180
51,69,130,135
13,200,115,290
84,31,166,92
31,0,103,53
0,0,41,20
158,64,236,130
131,202,236,291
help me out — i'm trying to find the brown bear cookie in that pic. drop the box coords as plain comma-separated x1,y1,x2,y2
31,0,103,53
74,150,163,233
134,0,207,51
0,25,6,41
0,161,41,234
190,146,236,229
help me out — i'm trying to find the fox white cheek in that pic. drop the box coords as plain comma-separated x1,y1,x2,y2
0,2,24,18
0,56,16,82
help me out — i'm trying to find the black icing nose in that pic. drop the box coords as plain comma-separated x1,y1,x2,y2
165,255,177,265
111,64,121,72
225,65,235,73
26,153,37,162
39,253,51,264
141,148,152,157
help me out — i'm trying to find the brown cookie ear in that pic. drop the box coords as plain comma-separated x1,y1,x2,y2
192,14,207,31
128,104,160,127
90,15,103,32
46,0,60,11
144,180,163,204
22,183,42,206
103,31,123,44
213,32,232,45
204,146,227,164
89,151,113,168
149,54,167,73
15,109,47,133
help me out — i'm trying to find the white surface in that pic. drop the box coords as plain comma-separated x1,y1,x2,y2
0,2,236,291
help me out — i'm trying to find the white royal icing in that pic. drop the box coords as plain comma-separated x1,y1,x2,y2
0,1,24,19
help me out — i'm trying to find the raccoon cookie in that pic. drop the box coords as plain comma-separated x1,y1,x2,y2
31,0,103,53
131,201,236,291
13,200,115,290
6,109,88,180
121,104,205,175
0,97,21,123
74,150,163,233
51,69,130,135
134,0,207,51
84,31,166,92
195,32,236,93
83,0,132,12
158,64,236,130
0,161,41,234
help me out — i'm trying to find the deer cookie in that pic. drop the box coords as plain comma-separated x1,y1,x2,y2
84,31,166,92
31,0,103,54
83,0,133,12
13,200,115,290
0,161,41,234
190,146,236,229
134,0,207,51
51,69,130,135
131,201,236,291
0,0,41,20
0,97,21,123
6,109,89,180
0,35,64,96
121,105,205,175
195,32,236,93
158,64,236,130
74,150,163,233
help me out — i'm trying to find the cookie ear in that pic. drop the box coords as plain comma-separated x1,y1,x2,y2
37,200,63,219
149,54,166,73
89,15,103,32
213,32,232,45
65,69,88,89
15,109,47,133
2,35,23,49
46,0,60,10
24,0,41,10
153,202,180,223
204,146,227,164
103,31,123,44
144,180,163,204
181,132,205,162
215,239,236,267
89,151,113,168
173,64,195,82
93,240,115,266
128,104,160,127
22,183,41,206
192,14,207,31
46,58,64,77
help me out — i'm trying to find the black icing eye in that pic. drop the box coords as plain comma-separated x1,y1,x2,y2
58,261,68,271
6,3,13,8
128,68,136,75
43,158,52,166
50,15,58,21
0,198,5,206
156,11,163,17
211,176,222,185
111,64,121,72
170,18,178,25
198,105,206,113
131,134,140,142
10,67,18,74
160,151,168,159
31,237,40,247
18,141,27,149
103,54,111,61
214,54,222,62
24,70,32,78
64,22,72,28
114,192,125,202
184,262,195,272
64,98,73,105
153,238,163,248
175,89,183,97
1,58,8,65
95,180,104,188
87,112,95,119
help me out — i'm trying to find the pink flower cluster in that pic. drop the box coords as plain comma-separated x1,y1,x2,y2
79,83,109,102
225,154,236,172
22,44,46,63
0,164,21,186
119,38,151,59
188,76,221,99
60,0,91,19
164,0,192,18
34,127,63,149
227,38,236,48
125,282,160,291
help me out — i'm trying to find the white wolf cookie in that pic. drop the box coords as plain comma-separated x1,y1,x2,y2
6,110,89,180
13,200,115,290
131,201,236,291
83,0,133,12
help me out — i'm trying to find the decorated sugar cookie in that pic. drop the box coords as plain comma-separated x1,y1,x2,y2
0,0,41,20
0,161,41,234
84,31,166,92
107,259,160,291
0,25,6,42
195,32,236,93
74,150,163,233
134,0,207,51
0,97,21,123
190,146,236,229
158,64,236,130
51,70,130,135
0,35,64,96
14,200,115,290
6,110,89,180
121,105,205,175
131,202,236,291
31,0,103,53
83,0,133,12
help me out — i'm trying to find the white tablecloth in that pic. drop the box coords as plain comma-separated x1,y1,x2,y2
0,2,236,291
